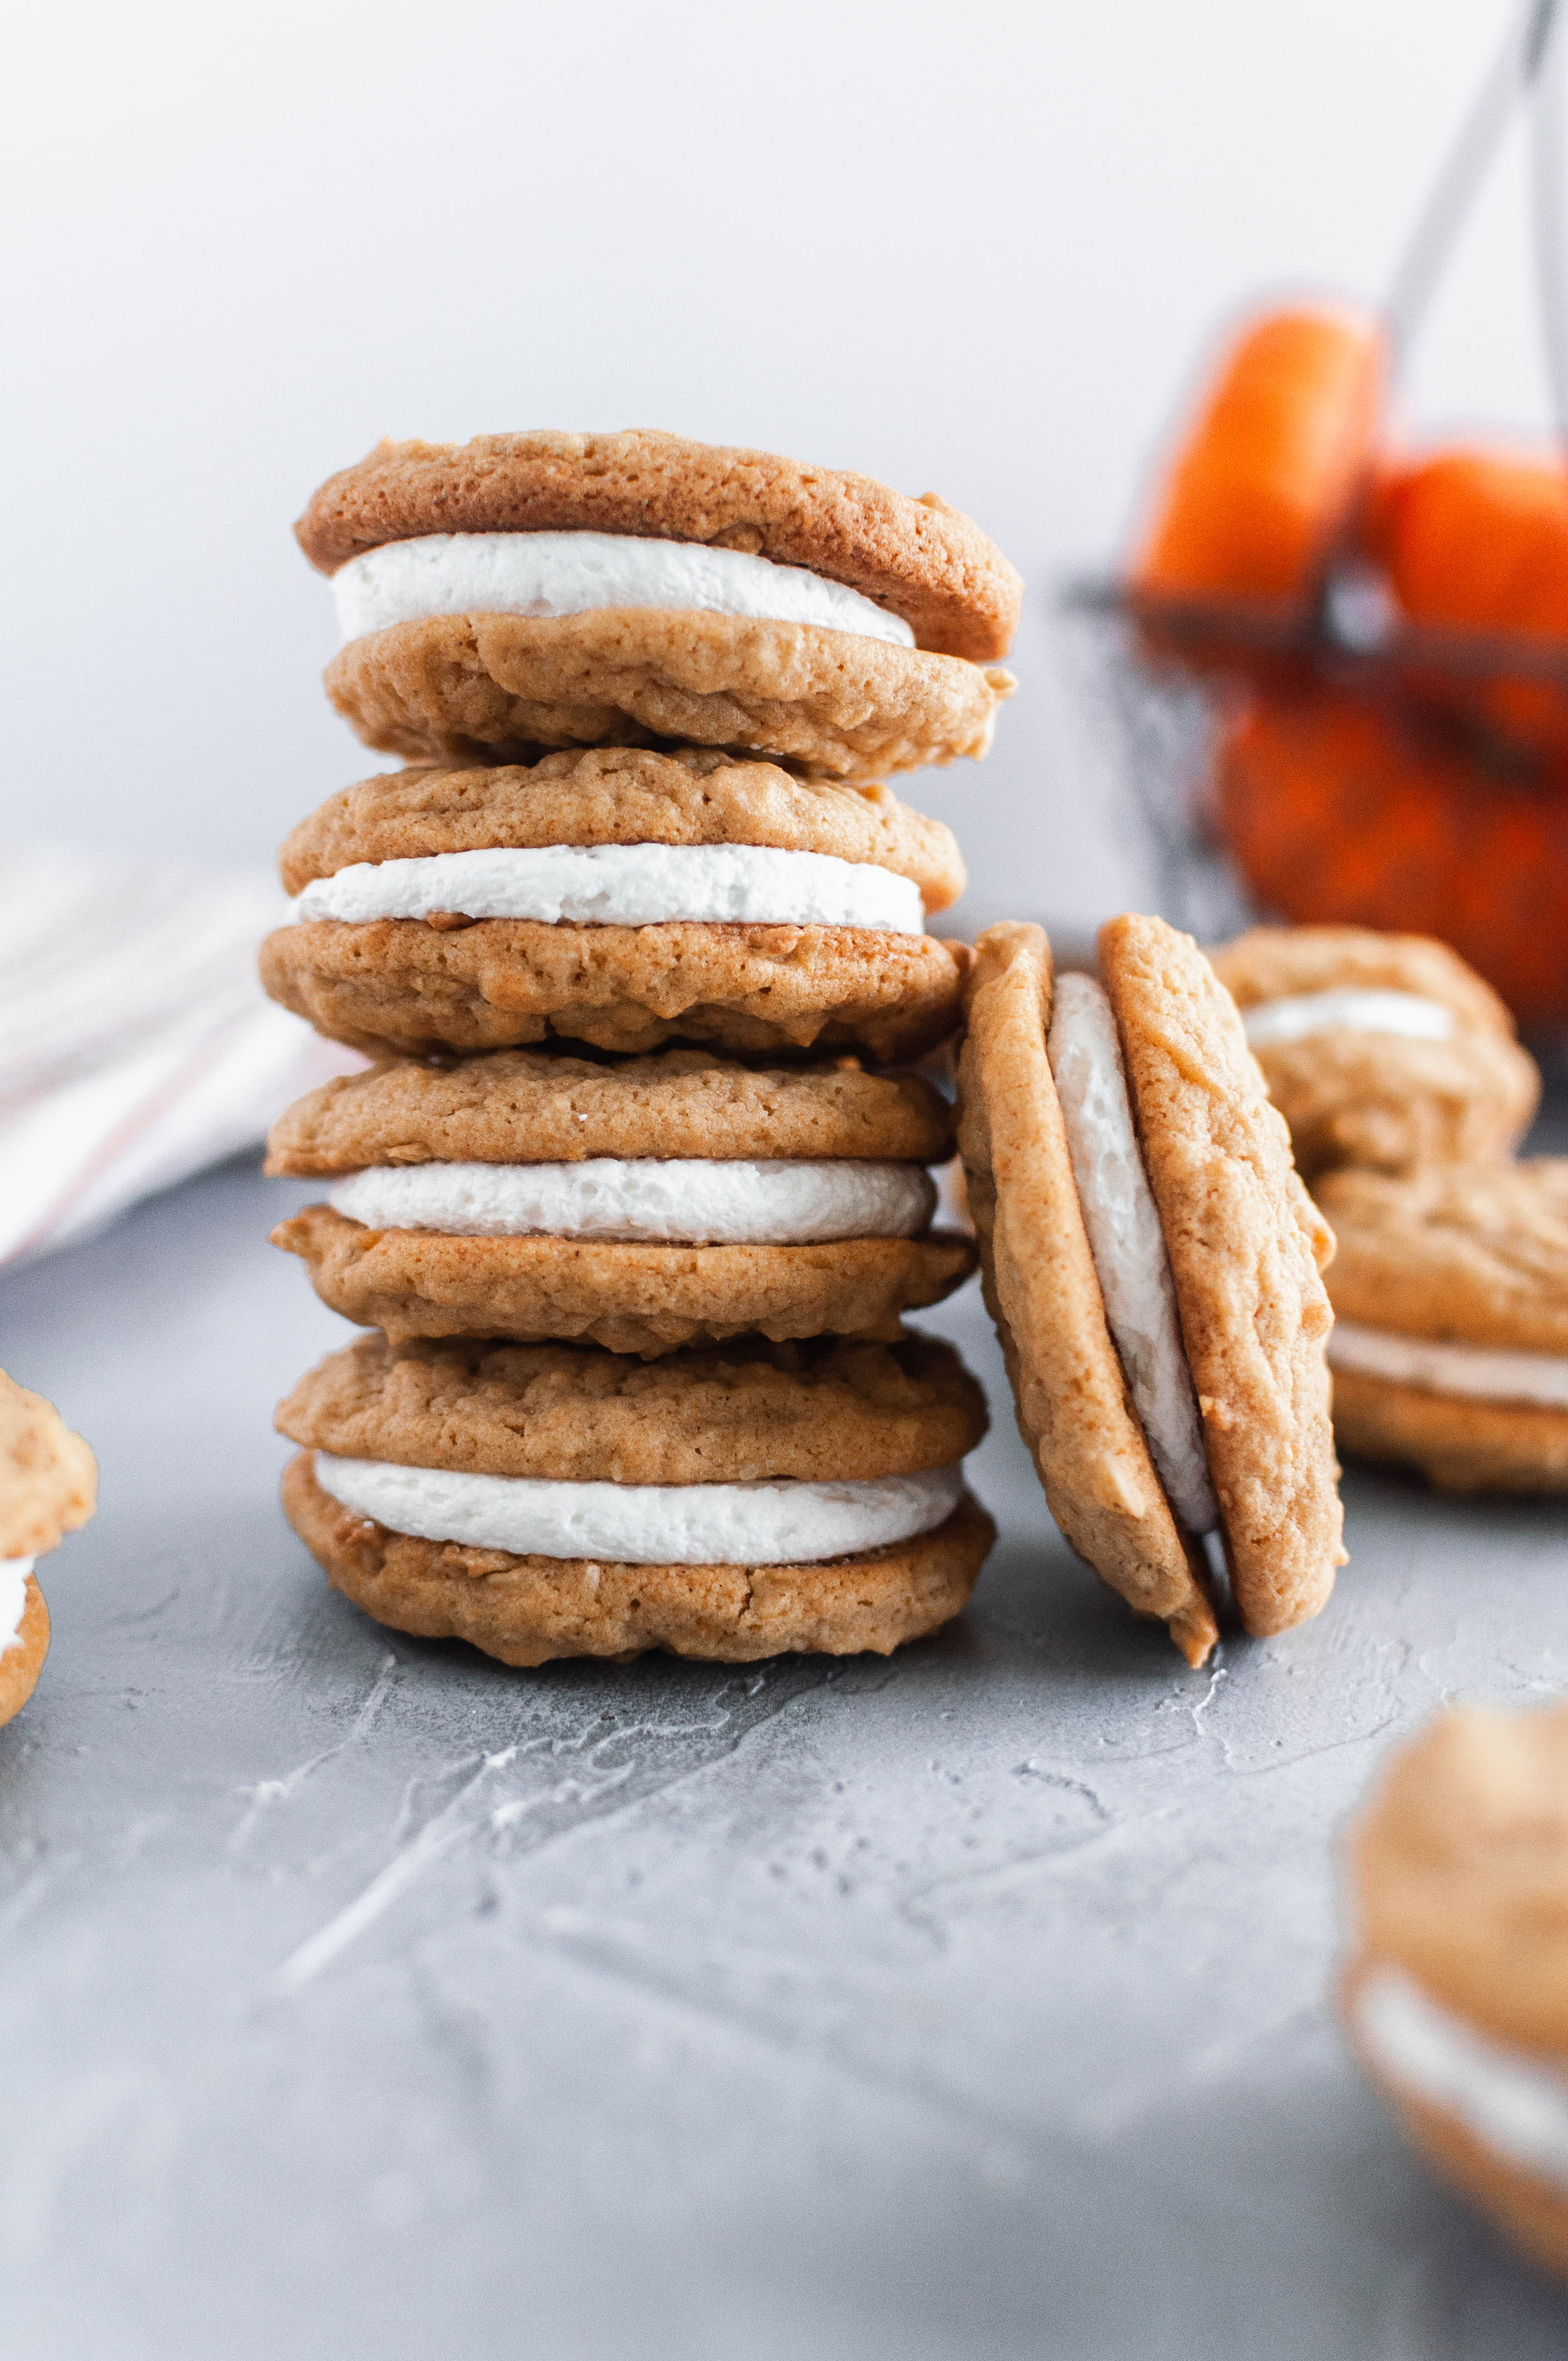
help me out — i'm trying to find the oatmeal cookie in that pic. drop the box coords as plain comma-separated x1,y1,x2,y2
323,610,1013,779
260,917,970,1063
296,427,1023,662
1211,924,1538,1177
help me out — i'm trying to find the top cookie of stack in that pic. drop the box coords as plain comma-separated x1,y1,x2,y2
263,430,1019,1668
295,427,1020,774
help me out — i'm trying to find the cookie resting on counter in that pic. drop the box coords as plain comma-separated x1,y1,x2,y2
957,916,1344,1668
277,1332,994,1665
1343,1699,1568,2282
0,1370,97,1729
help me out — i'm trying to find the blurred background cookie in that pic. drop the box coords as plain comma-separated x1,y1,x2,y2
1343,1700,1568,2283
1211,924,1539,1179
1319,1161,1568,1490
0,1370,96,1729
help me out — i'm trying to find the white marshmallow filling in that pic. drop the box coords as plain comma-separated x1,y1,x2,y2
1242,988,1457,1049
1329,1320,1568,1409
0,1557,34,1654
314,1455,965,1566
1048,972,1219,1537
292,844,925,935
328,1158,937,1246
332,529,918,650
1355,1965,1568,2192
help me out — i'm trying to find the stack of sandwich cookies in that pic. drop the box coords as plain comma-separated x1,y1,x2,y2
1343,1700,1568,2281
1211,925,1539,1179
260,750,971,1063
957,918,1344,1667
266,428,1016,1662
277,1334,993,1664
1318,1161,1568,1492
294,429,1020,777
268,1047,974,1355
0,1371,96,1728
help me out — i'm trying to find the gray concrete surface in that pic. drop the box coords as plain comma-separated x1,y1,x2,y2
4,1152,1568,2360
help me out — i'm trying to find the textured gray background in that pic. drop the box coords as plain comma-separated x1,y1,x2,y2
5,1152,1568,2360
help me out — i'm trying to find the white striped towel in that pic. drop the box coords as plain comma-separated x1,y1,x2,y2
0,846,364,1267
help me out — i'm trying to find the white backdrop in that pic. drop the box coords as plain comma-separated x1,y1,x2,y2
3,0,1547,923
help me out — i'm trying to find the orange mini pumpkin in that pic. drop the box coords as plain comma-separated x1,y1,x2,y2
1134,306,1386,645
1217,686,1568,1025
1371,447,1568,758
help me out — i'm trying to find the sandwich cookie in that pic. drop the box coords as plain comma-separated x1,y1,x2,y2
1318,1160,1568,1491
1211,925,1539,1179
296,428,1020,778
259,749,970,1062
1343,1700,1568,2281
957,918,1343,1666
0,1370,97,1728
268,1046,976,1354
277,1332,995,1663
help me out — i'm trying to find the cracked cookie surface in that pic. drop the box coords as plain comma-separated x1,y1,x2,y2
323,611,1012,779
284,1451,994,1664
266,1045,954,1175
279,748,966,912
277,1330,988,1485
261,917,970,1063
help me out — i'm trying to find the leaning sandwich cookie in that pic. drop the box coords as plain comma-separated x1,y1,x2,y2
956,918,1344,1666
260,750,971,1063
1342,1700,1568,2282
0,1371,97,1728
1210,924,1539,1179
268,1045,975,1355
277,1332,994,1664
1317,1160,1568,1491
295,428,1020,778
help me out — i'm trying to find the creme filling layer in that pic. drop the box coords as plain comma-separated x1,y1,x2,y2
314,1456,964,1565
1048,972,1219,1536
1329,1320,1568,1408
1355,1964,1568,2190
333,530,918,650
1242,989,1457,1049
292,844,925,934
0,1557,33,1655
328,1158,937,1245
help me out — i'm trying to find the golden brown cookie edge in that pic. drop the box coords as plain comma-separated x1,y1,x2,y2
955,922,1219,1667
265,1048,956,1175
294,427,1023,661
276,1330,989,1487
271,1206,977,1355
284,1452,995,1665
0,1574,50,1728
323,611,1011,782
260,917,970,1065
1100,912,1344,1640
276,750,966,914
